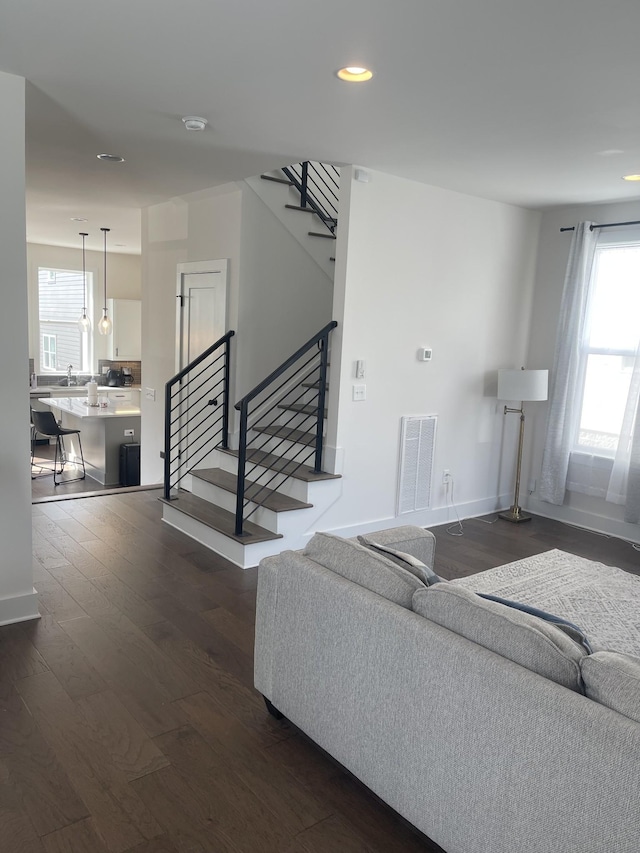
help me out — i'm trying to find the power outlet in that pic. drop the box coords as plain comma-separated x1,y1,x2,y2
442,469,451,485
124,429,135,437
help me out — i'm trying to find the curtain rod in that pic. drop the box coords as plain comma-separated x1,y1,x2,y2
560,219,640,233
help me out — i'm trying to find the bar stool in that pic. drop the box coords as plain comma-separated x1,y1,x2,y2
30,409,86,486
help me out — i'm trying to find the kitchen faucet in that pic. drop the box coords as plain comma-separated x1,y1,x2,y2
67,364,73,385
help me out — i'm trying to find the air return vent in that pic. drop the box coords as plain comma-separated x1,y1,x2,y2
397,415,437,514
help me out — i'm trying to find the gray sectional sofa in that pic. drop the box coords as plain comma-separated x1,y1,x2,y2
254,526,640,853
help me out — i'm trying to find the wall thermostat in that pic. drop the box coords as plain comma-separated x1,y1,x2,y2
418,348,433,362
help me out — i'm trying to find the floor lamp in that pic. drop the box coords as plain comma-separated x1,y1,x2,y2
498,368,548,523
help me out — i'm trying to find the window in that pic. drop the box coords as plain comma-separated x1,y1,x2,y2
38,267,91,372
42,334,57,369
575,242,640,456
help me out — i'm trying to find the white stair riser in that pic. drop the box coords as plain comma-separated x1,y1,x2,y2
251,434,321,462
162,478,342,569
190,477,283,533
213,451,312,502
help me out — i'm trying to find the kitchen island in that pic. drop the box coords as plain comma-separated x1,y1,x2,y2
40,397,141,486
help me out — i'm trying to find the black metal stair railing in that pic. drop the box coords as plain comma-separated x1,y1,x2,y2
234,321,337,536
281,162,340,235
164,331,235,501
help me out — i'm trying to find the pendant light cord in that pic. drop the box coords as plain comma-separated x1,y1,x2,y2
101,227,110,312
80,232,88,312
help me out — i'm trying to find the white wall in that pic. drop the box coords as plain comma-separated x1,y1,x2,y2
236,186,333,399
27,242,141,370
140,185,242,483
321,166,541,536
525,198,640,543
140,180,334,483
0,71,38,625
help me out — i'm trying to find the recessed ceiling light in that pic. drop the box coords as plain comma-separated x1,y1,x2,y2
622,174,640,181
71,217,88,222
97,153,125,163
336,66,373,82
182,116,208,131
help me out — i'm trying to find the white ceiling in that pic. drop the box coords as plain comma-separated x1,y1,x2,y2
4,0,640,256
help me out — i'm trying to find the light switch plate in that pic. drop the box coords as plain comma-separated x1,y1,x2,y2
145,387,156,401
353,384,366,401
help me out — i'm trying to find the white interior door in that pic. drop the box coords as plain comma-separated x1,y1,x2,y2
174,260,229,477
176,259,228,371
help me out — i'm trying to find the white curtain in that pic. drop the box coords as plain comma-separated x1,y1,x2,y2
539,222,598,505
606,339,640,524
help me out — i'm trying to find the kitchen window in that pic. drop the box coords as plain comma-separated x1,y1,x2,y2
38,267,91,372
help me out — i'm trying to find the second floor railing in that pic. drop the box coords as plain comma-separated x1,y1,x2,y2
282,162,340,235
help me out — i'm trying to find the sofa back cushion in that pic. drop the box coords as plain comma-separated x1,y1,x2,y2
304,532,424,608
412,584,587,691
581,651,640,723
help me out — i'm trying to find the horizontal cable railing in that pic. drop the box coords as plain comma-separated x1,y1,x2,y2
234,321,337,536
164,331,235,501
282,162,340,234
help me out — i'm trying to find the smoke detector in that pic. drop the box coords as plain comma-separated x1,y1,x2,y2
182,116,208,131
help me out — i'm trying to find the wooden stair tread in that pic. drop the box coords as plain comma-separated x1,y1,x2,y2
220,447,340,482
190,468,312,512
284,204,316,212
160,492,281,544
260,174,293,185
277,403,328,418
253,424,316,447
308,231,337,239
302,380,329,390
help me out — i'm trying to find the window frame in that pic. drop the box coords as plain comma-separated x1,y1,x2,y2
37,266,92,374
573,234,640,458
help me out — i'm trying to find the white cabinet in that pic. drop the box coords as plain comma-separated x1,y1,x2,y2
106,389,140,406
107,299,141,360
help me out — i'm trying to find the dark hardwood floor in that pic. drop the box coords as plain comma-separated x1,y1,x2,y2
3,495,638,852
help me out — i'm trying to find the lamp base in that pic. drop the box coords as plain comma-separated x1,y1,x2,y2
498,507,532,524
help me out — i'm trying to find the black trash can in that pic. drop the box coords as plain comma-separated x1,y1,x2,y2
119,443,140,486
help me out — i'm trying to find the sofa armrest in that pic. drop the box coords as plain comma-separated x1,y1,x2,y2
358,525,436,569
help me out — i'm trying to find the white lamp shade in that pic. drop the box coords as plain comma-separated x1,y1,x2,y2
498,369,548,402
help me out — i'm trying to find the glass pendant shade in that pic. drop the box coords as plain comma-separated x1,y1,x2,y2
99,226,112,336
98,310,112,335
77,231,91,333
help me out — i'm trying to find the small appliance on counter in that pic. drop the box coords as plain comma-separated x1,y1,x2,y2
106,368,124,387
121,367,134,386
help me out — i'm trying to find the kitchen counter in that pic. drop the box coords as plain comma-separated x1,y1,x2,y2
39,397,141,418
40,398,141,486
30,384,141,394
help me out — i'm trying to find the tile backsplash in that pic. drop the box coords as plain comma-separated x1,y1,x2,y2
98,360,142,385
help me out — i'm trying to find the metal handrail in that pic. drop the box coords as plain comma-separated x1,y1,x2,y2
234,321,337,535
164,330,235,500
282,162,340,234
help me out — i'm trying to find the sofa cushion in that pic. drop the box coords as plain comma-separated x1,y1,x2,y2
412,584,587,691
477,593,592,653
356,526,436,568
581,651,640,723
304,532,424,608
357,537,444,586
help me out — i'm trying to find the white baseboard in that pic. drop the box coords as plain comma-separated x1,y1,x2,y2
324,493,512,540
525,497,640,546
0,588,40,626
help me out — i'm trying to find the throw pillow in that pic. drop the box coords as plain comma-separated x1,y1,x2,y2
304,532,424,608
357,537,444,586
412,584,587,692
476,593,592,653
581,651,640,724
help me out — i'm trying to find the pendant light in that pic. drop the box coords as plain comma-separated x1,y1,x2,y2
77,231,91,333
97,226,112,335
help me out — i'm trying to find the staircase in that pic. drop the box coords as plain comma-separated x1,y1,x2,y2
245,161,339,278
160,322,340,568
